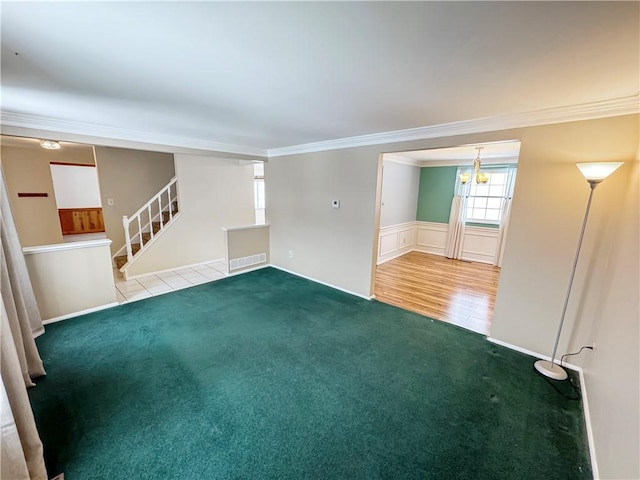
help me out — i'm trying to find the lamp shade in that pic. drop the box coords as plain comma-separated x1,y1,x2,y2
576,162,623,183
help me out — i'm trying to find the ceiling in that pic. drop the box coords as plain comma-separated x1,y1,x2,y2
1,2,638,154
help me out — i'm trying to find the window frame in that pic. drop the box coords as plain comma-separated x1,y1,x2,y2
456,165,516,226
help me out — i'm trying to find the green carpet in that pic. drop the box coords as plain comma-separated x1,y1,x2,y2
29,267,591,479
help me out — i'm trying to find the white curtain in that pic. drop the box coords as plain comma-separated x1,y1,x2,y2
494,197,512,267
444,194,467,259
494,168,517,267
0,166,48,480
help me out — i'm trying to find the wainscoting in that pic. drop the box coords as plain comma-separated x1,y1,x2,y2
377,221,500,265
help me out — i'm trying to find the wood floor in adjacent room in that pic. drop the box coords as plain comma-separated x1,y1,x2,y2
374,251,501,335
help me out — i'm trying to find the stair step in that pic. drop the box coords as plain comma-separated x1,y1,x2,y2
115,255,128,269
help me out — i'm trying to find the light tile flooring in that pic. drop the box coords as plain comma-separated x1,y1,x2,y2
113,260,228,304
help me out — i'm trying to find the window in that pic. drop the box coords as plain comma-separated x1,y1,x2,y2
459,166,516,225
253,163,265,225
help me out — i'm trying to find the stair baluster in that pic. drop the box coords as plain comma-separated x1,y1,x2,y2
113,176,179,273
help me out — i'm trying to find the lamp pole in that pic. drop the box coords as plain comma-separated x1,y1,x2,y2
534,162,623,381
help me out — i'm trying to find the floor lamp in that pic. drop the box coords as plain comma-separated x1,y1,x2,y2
534,161,624,380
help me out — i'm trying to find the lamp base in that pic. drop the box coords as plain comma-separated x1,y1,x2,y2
534,360,568,381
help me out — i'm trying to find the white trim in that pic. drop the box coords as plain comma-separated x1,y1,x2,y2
463,226,500,236
23,239,112,255
227,263,271,277
124,257,226,280
1,111,267,157
486,337,581,372
270,265,372,300
385,154,520,168
3,97,635,159
377,248,413,266
119,212,183,273
221,223,270,232
578,368,599,480
378,221,416,233
42,302,119,325
229,252,267,271
487,336,597,477
383,153,422,167
267,96,639,157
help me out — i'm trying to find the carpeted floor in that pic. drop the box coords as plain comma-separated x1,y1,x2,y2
30,267,591,479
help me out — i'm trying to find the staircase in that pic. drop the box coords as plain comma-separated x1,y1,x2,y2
113,177,181,274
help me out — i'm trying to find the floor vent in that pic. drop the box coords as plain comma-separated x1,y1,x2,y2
230,253,267,271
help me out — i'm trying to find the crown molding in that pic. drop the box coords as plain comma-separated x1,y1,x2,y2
382,153,421,166
267,95,640,157
0,112,268,158
2,96,637,159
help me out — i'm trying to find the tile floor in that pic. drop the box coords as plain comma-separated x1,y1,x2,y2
113,260,228,304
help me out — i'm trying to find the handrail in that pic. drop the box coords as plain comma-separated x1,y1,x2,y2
125,176,177,223
120,176,179,264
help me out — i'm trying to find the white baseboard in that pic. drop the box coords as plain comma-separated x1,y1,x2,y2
577,367,599,479
377,247,413,265
124,258,226,280
487,336,597,477
227,263,270,277
42,302,119,325
270,265,372,300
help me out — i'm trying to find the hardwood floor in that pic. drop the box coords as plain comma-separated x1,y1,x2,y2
374,251,500,335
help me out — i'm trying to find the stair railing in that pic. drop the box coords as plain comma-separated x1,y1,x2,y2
122,176,178,264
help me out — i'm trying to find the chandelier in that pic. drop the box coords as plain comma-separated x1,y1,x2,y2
459,147,489,184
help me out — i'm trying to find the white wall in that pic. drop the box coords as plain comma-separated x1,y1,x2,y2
50,164,102,208
267,149,380,296
126,154,255,276
379,160,420,228
581,159,639,480
24,240,116,321
266,114,638,479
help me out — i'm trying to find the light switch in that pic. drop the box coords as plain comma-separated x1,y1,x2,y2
332,200,340,209
107,198,114,206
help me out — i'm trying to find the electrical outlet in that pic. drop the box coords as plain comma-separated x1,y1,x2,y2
107,198,114,206
288,250,294,259
592,342,596,350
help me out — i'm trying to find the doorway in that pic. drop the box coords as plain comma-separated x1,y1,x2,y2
372,141,521,335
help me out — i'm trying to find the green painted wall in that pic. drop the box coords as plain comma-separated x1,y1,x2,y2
416,166,457,223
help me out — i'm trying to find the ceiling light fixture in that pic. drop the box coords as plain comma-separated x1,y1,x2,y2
40,140,61,150
460,147,489,184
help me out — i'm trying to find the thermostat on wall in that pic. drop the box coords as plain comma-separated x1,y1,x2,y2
332,200,340,209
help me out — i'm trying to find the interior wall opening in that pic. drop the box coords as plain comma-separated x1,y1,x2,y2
372,140,521,335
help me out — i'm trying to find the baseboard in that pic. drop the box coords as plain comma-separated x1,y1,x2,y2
577,367,599,479
227,263,270,277
377,247,413,265
270,265,372,300
124,258,226,280
487,336,597,477
42,302,119,325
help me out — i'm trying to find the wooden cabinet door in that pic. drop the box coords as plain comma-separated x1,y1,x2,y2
59,208,105,235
